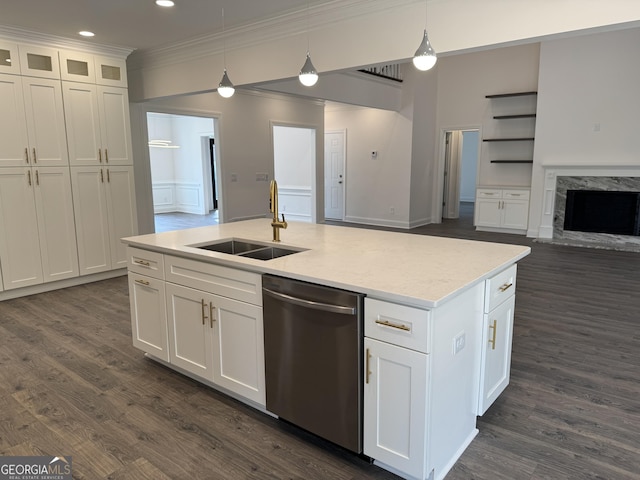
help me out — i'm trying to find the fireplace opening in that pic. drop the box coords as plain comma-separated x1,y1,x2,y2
564,190,640,236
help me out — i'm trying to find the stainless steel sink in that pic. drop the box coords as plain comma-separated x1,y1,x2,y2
195,239,266,254
190,238,305,260
238,246,300,260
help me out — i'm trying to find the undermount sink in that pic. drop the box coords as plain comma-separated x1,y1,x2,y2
190,238,305,260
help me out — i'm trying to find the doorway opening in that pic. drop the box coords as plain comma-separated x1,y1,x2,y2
272,124,316,223
146,112,220,232
441,129,479,226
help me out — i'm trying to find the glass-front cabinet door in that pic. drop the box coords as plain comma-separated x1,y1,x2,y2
17,44,60,79
95,56,127,88
60,50,96,84
0,41,20,75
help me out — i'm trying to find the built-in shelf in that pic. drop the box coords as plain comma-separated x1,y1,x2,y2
493,114,536,119
485,91,537,98
483,137,535,142
490,160,534,164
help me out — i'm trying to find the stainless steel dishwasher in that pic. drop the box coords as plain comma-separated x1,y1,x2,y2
262,274,364,453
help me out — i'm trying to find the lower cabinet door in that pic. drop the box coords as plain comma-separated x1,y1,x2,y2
364,337,428,479
474,198,502,228
166,282,215,382
128,272,169,362
211,295,265,406
478,295,515,415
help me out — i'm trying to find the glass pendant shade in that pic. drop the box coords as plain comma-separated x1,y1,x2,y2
413,29,437,71
218,69,235,98
299,53,318,87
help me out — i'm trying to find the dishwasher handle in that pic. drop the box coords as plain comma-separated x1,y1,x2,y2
263,287,356,315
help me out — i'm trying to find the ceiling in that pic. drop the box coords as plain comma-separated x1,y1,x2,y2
0,0,333,53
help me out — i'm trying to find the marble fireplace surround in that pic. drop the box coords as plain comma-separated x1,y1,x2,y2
539,165,640,251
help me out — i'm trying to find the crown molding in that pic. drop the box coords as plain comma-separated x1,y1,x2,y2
128,0,418,71
0,25,134,58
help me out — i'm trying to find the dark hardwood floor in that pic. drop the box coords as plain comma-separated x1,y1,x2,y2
1,203,639,479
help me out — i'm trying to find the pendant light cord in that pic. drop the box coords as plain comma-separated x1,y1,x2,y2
222,7,227,67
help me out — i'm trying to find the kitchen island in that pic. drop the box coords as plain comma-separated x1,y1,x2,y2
122,219,530,480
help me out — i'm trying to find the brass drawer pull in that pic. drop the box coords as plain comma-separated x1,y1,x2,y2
375,319,411,332
134,259,151,266
209,302,215,328
32,147,37,164
25,147,29,164
498,282,513,293
135,279,150,286
488,319,497,350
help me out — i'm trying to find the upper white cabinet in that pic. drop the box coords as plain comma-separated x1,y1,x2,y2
60,51,127,87
0,40,21,75
17,44,60,79
0,74,68,167
63,83,133,166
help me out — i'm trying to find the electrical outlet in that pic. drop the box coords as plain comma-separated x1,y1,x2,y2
390,207,395,215
256,173,269,181
453,332,466,355
230,173,238,182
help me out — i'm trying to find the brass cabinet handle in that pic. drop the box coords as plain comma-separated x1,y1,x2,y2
499,282,513,293
134,259,150,266
100,169,104,182
135,279,150,286
32,147,37,164
209,302,215,328
98,149,102,163
107,168,110,183
489,319,497,350
201,299,208,325
365,348,372,384
375,318,411,332
105,148,109,163
25,147,29,164
35,170,39,186
27,170,32,186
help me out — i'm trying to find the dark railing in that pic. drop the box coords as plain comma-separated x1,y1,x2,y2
358,64,403,82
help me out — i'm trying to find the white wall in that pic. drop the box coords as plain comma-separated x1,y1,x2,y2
325,103,413,228
528,27,640,237
133,90,324,230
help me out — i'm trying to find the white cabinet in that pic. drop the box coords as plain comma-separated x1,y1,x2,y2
129,272,169,362
17,44,60,79
0,74,68,167
63,83,133,166
363,298,430,478
127,247,168,361
128,253,266,406
477,264,517,415
60,51,127,87
71,166,137,275
364,337,428,479
0,166,79,290
475,188,530,233
0,41,21,75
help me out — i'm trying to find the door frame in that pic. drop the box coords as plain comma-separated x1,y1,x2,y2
436,125,481,222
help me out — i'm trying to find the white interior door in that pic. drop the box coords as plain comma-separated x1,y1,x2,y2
324,131,345,220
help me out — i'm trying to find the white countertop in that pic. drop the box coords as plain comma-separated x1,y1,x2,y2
122,219,530,308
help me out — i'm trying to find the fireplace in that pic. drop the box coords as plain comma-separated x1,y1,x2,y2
564,190,640,236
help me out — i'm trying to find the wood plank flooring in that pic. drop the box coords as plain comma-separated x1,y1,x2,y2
2,205,640,479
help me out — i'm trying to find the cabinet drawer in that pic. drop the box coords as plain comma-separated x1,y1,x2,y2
485,264,517,312
165,255,262,306
365,298,430,353
477,189,502,199
503,189,530,200
128,247,164,279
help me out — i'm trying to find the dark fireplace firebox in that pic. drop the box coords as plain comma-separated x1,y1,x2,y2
564,190,640,236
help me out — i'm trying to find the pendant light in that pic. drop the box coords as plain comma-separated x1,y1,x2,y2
218,7,235,98
413,0,437,71
299,1,318,87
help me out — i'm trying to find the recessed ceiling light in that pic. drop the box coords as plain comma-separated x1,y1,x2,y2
79,31,95,37
156,0,175,7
